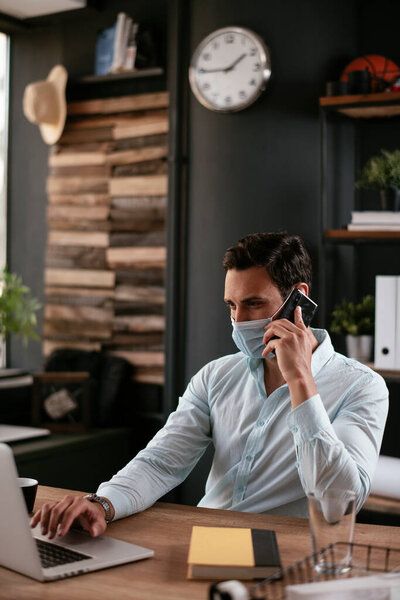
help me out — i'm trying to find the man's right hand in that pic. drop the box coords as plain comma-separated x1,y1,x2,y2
30,495,109,539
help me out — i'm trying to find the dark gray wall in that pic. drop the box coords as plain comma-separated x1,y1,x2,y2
183,1,359,378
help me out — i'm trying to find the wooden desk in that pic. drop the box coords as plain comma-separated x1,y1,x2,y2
1,486,400,600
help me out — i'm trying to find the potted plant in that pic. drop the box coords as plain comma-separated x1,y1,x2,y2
0,267,41,365
356,149,400,211
330,295,375,362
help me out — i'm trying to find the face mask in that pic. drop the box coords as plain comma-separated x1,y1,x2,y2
230,291,293,358
231,316,273,358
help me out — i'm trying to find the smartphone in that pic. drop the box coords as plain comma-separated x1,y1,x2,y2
275,288,318,327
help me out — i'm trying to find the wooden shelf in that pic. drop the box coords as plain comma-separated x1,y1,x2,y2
76,68,164,84
324,229,400,242
319,91,400,118
67,69,166,102
363,494,400,516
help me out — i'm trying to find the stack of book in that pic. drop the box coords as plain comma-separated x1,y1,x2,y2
187,525,281,580
95,12,138,76
348,211,400,231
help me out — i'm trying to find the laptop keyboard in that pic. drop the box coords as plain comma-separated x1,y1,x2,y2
36,538,91,569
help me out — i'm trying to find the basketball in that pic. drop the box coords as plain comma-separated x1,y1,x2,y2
341,55,400,91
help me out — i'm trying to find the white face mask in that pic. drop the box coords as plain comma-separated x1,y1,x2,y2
231,292,292,358
231,316,272,358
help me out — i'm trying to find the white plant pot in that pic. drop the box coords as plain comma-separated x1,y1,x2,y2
345,335,373,362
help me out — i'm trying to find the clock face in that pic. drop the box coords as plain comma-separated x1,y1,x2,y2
189,26,271,112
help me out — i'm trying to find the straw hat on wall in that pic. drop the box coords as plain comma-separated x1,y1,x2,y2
22,65,68,145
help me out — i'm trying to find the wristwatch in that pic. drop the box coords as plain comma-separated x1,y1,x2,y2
83,493,112,523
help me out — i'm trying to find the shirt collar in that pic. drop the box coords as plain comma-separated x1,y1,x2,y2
246,328,334,378
309,328,335,377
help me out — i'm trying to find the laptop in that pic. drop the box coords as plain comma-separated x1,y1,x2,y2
0,424,50,443
0,443,154,581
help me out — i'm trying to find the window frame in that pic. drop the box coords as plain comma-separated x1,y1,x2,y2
0,33,10,367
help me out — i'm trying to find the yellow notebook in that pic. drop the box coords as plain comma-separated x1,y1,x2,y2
187,525,281,580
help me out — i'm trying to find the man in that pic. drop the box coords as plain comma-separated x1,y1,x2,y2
32,232,388,539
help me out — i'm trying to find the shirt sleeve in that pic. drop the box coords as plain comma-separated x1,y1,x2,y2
286,371,389,511
97,366,212,520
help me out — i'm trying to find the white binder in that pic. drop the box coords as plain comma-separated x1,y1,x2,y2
374,275,397,369
396,277,400,370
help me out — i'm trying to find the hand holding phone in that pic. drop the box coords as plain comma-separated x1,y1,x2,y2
264,288,319,405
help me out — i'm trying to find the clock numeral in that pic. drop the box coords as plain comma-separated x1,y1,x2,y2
224,96,232,104
202,52,211,61
253,62,261,72
250,47,257,56
202,83,211,91
212,41,219,50
239,90,247,99
225,34,235,44
249,78,257,86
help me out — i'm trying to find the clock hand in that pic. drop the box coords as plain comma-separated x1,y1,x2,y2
198,67,228,74
225,53,247,71
198,53,248,74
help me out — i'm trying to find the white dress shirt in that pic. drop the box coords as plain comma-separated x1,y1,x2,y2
98,329,388,519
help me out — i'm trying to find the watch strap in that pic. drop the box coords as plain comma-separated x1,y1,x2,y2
83,493,112,523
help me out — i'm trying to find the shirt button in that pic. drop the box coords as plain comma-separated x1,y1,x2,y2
292,426,298,433
295,461,300,468
257,420,265,427
246,455,252,461
238,486,244,492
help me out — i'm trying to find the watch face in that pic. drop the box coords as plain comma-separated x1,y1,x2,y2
189,26,271,113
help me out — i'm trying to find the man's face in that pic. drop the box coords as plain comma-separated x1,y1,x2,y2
224,267,284,323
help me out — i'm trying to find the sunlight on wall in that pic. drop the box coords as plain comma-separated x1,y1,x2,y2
0,33,9,269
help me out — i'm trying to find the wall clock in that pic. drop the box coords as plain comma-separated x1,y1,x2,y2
189,26,271,113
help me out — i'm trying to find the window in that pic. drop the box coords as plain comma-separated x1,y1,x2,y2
0,32,9,366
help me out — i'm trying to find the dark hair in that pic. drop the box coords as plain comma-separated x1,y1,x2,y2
222,232,312,297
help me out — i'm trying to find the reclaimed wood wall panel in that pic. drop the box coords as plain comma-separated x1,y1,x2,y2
46,246,108,270
43,92,169,384
109,175,168,196
106,146,168,166
49,153,107,167
43,340,102,356
45,268,116,288
47,206,111,220
48,231,110,247
47,176,109,194
48,194,111,206
67,92,169,115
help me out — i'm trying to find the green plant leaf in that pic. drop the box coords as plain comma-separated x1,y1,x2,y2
356,149,400,190
0,267,41,345
329,295,374,336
